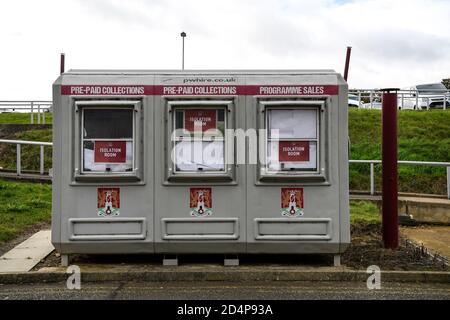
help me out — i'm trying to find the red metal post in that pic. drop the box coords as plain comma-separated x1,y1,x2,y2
60,53,65,75
343,46,352,82
381,88,399,249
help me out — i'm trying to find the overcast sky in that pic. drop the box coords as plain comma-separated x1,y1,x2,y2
0,0,449,100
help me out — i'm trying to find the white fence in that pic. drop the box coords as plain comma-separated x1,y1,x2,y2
349,89,450,110
0,139,449,198
0,139,52,175
349,159,450,199
0,101,52,124
1,91,449,124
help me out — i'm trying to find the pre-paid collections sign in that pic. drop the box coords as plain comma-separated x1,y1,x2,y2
94,141,126,163
184,109,217,131
61,85,339,96
278,141,310,162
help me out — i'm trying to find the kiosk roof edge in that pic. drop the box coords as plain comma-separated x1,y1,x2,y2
65,69,339,75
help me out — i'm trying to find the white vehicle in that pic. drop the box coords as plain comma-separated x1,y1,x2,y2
398,83,450,110
0,107,15,113
348,94,363,108
362,101,382,110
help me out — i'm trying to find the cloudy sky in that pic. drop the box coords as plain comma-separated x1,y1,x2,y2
0,0,449,100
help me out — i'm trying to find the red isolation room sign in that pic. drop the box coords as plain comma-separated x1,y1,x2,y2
278,141,310,162
94,141,127,163
184,109,217,131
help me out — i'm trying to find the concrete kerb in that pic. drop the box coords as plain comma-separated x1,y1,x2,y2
0,268,449,285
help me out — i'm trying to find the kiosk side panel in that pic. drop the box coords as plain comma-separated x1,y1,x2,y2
51,79,63,251
338,79,350,252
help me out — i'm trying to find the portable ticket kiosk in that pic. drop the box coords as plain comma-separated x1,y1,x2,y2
52,70,349,266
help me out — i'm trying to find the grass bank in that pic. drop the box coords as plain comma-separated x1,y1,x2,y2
349,201,380,225
349,109,450,194
0,129,52,172
0,113,52,124
0,179,51,244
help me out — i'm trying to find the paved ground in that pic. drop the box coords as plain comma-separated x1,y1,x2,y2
401,226,450,259
0,281,449,300
0,230,53,273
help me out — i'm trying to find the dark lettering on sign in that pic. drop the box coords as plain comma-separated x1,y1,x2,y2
184,109,217,131
94,141,126,163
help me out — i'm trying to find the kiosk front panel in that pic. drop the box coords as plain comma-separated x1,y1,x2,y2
153,74,247,253
52,76,155,254
245,74,349,254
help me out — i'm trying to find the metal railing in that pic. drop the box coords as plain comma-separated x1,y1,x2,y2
349,89,449,110
0,139,52,175
349,159,450,199
0,101,52,124
0,139,449,198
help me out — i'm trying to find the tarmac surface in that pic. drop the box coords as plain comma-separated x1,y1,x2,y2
401,226,450,259
0,280,449,300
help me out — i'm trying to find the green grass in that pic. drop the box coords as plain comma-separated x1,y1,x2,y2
0,129,52,172
0,112,52,124
0,179,51,244
349,109,450,194
349,201,380,224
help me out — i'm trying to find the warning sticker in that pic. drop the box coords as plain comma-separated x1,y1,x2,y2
97,188,120,217
189,188,212,217
278,141,310,162
281,188,304,217
184,110,217,132
94,141,126,164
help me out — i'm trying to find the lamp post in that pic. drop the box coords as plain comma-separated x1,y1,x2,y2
60,53,65,75
181,31,186,70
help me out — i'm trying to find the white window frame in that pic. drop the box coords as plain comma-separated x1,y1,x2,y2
265,107,319,173
73,100,142,182
258,100,328,182
165,99,235,182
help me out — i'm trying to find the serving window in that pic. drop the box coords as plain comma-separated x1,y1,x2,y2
74,100,142,181
259,100,327,182
267,108,318,172
166,100,234,181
